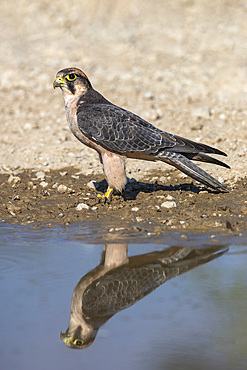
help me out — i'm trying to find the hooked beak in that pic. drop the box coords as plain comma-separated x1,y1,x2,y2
53,76,65,89
60,331,72,344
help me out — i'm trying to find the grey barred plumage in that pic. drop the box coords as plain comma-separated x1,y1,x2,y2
54,67,230,197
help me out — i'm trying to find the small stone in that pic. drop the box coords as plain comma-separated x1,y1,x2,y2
76,203,90,210
11,195,20,201
180,234,187,239
24,122,33,130
164,219,174,226
131,207,139,212
91,206,98,211
166,195,175,201
159,176,167,183
40,181,48,188
35,171,46,180
161,201,177,208
136,217,143,222
52,183,59,189
87,180,96,189
7,204,21,214
191,106,211,119
2,165,13,173
143,91,155,100
57,184,68,193
8,175,21,184
60,171,68,177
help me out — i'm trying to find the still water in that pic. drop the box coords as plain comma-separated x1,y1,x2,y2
0,223,247,370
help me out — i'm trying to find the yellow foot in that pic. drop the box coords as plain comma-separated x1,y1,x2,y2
97,187,114,202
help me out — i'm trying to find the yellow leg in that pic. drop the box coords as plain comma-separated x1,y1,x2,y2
97,187,114,201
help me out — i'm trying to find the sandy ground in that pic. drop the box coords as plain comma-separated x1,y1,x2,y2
0,1,247,234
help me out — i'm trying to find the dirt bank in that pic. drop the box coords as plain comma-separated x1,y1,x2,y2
1,167,246,238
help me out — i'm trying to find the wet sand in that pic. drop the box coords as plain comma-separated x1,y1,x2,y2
1,167,246,239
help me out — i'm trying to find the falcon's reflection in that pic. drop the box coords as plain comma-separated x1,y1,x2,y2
60,243,227,349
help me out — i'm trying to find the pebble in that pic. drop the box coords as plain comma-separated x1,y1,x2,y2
180,234,187,239
59,171,67,177
76,203,90,210
2,165,13,173
136,217,143,222
7,204,21,215
191,106,211,119
57,184,68,193
87,180,96,189
8,175,21,184
131,207,139,212
161,201,177,208
40,181,48,188
163,219,174,226
91,206,98,211
11,195,20,201
219,113,226,120
35,171,46,180
159,176,168,183
166,195,175,201
142,91,155,100
218,176,224,183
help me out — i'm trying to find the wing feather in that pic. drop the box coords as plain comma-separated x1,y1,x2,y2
77,103,227,158
77,104,173,154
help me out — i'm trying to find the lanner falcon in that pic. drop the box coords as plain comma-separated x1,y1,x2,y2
60,243,227,349
53,68,230,198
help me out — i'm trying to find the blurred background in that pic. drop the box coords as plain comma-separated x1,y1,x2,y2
0,0,247,179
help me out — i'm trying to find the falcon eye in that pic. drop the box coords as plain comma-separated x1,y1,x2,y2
66,73,77,81
73,339,83,346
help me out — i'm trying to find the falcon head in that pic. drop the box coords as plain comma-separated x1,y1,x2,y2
60,325,97,350
53,67,92,95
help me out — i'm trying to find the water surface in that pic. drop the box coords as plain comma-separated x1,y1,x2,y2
0,224,247,370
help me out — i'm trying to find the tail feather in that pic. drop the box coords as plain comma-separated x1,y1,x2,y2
183,152,230,169
160,152,229,192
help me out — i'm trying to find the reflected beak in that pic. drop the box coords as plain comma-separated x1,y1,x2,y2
60,331,72,343
53,76,65,89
